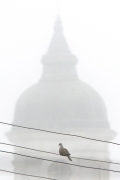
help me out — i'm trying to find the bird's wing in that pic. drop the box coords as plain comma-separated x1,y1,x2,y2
64,148,71,155
59,148,71,156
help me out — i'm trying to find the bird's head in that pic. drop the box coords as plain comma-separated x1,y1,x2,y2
59,143,63,147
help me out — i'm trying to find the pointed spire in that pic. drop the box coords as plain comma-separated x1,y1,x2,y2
41,16,78,81
54,15,63,32
42,16,77,65
45,16,72,55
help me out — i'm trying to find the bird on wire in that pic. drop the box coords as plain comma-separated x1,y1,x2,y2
59,143,72,161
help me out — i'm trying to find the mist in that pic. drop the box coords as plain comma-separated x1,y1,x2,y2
0,0,120,179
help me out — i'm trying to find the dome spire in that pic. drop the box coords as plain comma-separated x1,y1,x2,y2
41,16,78,81
54,15,63,32
42,16,77,65
46,16,71,55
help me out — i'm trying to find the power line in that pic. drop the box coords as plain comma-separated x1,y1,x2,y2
0,121,119,146
0,149,120,174
0,168,58,180
0,141,120,166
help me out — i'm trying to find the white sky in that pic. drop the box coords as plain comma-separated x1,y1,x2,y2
0,0,120,179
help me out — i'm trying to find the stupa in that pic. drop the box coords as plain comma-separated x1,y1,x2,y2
7,16,115,180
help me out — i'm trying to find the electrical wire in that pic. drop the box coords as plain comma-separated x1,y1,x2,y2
0,149,120,173
0,141,120,165
0,121,119,145
0,168,58,180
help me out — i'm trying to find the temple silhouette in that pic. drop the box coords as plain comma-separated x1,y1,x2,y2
7,16,116,180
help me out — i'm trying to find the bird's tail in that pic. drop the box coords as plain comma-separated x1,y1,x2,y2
67,155,72,161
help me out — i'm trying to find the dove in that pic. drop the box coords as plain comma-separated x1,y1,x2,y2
59,143,72,161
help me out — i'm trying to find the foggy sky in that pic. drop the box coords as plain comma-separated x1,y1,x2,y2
0,0,120,179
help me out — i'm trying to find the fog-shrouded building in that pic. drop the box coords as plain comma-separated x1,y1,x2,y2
7,16,116,180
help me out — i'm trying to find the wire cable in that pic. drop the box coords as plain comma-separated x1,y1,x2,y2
0,121,119,146
0,141,120,165
0,168,58,180
0,149,120,173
